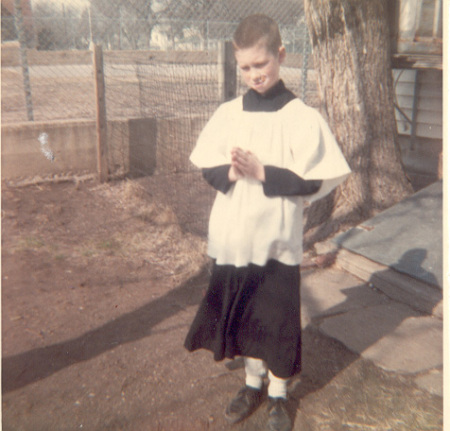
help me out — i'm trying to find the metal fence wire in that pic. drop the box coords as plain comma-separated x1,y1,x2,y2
2,0,316,233
3,0,315,121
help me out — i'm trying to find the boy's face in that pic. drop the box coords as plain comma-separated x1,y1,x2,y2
235,41,286,95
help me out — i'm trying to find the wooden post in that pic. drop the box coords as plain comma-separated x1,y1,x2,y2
218,41,237,102
14,0,34,121
92,43,108,183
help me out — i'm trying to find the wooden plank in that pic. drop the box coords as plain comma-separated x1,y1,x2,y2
396,121,442,138
335,249,442,317
416,123,442,139
397,109,443,125
417,0,441,38
416,110,443,124
395,82,416,97
396,95,442,111
417,0,435,35
396,94,414,108
417,97,443,111
421,68,443,81
92,43,108,183
391,53,442,69
394,68,443,86
418,85,444,98
393,69,417,82
395,82,442,98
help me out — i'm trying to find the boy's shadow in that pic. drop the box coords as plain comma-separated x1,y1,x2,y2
288,247,440,425
2,266,211,393
2,248,441,428
226,248,440,428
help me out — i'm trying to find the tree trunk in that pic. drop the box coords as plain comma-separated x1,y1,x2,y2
303,0,413,247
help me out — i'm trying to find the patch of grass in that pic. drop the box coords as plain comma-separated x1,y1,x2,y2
77,238,123,258
19,236,45,250
96,239,122,253
82,249,95,257
306,359,443,431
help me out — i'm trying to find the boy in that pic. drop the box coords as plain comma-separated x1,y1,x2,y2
185,14,350,431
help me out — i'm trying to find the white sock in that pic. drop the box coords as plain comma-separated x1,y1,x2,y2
244,357,267,390
268,371,288,399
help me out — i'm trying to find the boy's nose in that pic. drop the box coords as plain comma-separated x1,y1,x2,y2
251,70,262,82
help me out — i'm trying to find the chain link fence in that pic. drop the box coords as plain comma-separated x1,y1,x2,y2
2,0,317,233
2,0,316,122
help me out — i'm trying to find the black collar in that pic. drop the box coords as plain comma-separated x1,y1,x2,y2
243,80,296,112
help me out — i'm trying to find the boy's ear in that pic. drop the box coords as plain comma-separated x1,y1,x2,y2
278,46,286,63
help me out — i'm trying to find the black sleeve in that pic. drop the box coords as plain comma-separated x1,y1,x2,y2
263,165,322,197
202,165,233,194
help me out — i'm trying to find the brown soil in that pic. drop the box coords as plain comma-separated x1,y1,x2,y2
2,178,443,431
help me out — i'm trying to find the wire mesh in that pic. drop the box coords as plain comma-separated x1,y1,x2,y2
2,0,316,233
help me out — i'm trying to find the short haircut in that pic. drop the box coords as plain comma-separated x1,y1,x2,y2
233,14,282,55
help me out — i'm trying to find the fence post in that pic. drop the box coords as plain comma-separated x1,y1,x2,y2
14,0,34,121
92,43,108,183
218,41,236,102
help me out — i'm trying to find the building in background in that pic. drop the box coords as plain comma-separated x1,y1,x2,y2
390,0,443,189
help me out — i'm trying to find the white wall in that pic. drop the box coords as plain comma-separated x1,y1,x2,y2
393,68,442,140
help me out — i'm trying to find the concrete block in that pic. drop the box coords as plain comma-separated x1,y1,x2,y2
2,119,99,180
107,119,130,176
319,303,442,374
361,315,443,374
300,268,387,327
128,118,157,177
156,117,204,173
1,116,180,182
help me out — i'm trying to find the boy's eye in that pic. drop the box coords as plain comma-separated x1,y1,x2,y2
240,62,267,72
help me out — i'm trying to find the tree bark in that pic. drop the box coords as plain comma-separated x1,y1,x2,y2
303,0,413,247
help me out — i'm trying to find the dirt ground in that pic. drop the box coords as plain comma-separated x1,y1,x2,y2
2,177,443,431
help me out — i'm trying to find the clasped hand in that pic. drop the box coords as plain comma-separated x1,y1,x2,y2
229,147,265,183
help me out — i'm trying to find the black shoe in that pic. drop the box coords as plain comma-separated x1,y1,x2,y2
267,397,292,431
224,386,263,424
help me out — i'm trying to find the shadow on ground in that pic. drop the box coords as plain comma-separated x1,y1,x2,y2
2,267,210,393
